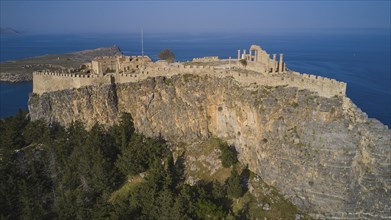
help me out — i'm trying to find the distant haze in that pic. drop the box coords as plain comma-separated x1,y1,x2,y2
0,1,390,34
0,27,20,34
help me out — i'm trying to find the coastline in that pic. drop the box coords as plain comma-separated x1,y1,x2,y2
0,32,389,126
0,46,122,82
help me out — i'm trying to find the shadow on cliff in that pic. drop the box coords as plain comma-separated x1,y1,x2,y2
240,165,251,194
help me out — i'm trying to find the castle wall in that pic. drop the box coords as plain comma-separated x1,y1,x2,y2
192,56,219,62
33,65,346,98
33,72,112,94
91,60,101,75
91,59,117,75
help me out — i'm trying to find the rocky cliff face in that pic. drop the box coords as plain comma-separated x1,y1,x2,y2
29,74,391,219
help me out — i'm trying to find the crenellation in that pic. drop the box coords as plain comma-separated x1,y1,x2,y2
32,44,347,98
192,56,219,62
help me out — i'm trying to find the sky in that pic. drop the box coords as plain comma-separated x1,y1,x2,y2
1,1,390,34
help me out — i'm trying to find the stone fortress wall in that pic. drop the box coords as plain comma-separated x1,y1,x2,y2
32,71,113,94
192,56,219,62
33,62,346,98
32,44,346,98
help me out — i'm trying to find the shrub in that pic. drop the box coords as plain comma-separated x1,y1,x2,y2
239,59,247,69
219,142,238,168
158,49,175,63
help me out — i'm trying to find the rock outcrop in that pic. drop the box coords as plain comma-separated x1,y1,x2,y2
28,74,391,219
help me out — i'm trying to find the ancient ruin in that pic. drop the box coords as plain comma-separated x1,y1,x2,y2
32,45,347,98
90,55,152,76
238,45,285,73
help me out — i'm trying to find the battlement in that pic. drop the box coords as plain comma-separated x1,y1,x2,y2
93,56,118,60
32,44,346,97
33,71,100,78
33,62,347,98
192,56,219,62
32,71,113,94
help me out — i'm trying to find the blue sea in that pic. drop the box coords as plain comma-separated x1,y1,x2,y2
1,30,390,127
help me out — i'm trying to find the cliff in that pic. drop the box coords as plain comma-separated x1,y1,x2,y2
0,46,122,82
28,75,391,219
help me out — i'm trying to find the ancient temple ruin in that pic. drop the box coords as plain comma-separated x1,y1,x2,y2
238,45,285,73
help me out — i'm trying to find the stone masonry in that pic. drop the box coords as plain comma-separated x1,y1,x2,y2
32,45,347,98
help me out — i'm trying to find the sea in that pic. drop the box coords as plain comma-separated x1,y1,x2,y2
1,29,390,127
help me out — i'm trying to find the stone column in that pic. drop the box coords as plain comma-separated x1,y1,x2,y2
238,50,241,60
279,54,284,73
272,54,277,72
254,50,257,62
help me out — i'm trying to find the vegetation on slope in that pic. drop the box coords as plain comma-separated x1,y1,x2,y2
0,110,308,219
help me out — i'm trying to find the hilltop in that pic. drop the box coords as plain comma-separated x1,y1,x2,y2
26,44,391,218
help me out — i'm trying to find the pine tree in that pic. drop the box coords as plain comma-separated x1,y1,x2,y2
226,169,243,198
219,143,238,168
119,113,134,150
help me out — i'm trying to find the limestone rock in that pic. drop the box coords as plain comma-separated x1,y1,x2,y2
28,75,391,219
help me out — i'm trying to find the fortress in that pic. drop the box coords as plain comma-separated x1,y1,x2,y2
32,45,347,98
28,45,391,219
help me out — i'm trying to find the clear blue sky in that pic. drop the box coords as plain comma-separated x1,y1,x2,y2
1,1,390,34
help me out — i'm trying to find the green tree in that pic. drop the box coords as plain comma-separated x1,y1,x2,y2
212,181,226,199
23,119,50,145
226,169,243,198
171,190,192,220
219,143,238,168
158,49,175,63
115,134,149,176
0,111,269,219
116,134,165,176
154,188,174,219
53,123,118,219
239,59,247,69
119,113,134,150
84,124,117,193
195,199,226,219
0,109,28,150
